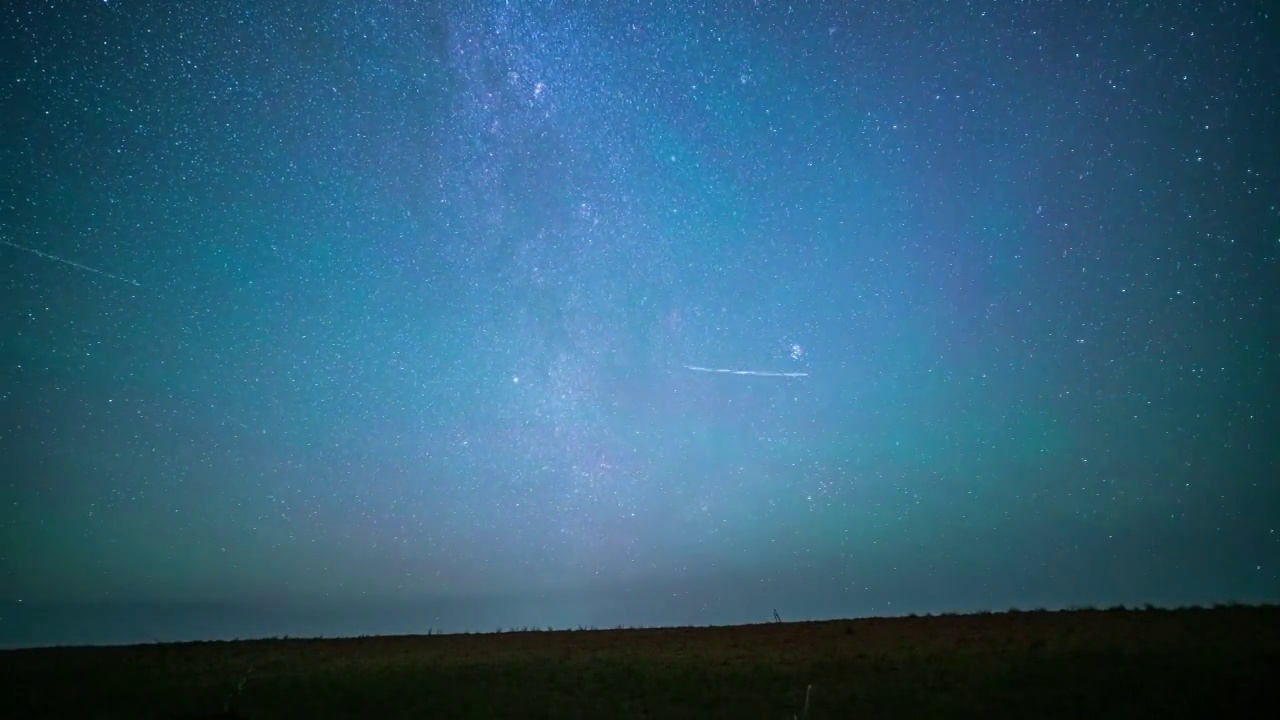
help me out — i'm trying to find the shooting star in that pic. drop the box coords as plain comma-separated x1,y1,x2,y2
0,238,140,286
685,365,809,378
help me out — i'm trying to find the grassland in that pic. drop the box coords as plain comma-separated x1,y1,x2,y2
4,604,1278,719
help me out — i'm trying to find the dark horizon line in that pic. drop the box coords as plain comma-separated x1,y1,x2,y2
4,601,1276,653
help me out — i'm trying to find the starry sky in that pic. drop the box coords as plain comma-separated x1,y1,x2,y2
1,0,1278,647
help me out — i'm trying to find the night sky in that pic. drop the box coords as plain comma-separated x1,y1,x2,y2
2,0,1278,648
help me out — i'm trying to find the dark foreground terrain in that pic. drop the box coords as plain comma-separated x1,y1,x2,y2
4,605,1278,719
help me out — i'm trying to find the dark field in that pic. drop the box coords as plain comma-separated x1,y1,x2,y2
4,605,1278,719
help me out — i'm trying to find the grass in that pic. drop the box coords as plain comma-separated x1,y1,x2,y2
3,604,1278,719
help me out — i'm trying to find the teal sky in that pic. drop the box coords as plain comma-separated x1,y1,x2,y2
1,0,1277,646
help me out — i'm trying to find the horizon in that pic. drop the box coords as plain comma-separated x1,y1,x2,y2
4,599,1275,652
5,589,1277,651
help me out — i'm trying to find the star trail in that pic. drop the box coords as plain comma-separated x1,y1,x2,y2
1,0,1277,647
